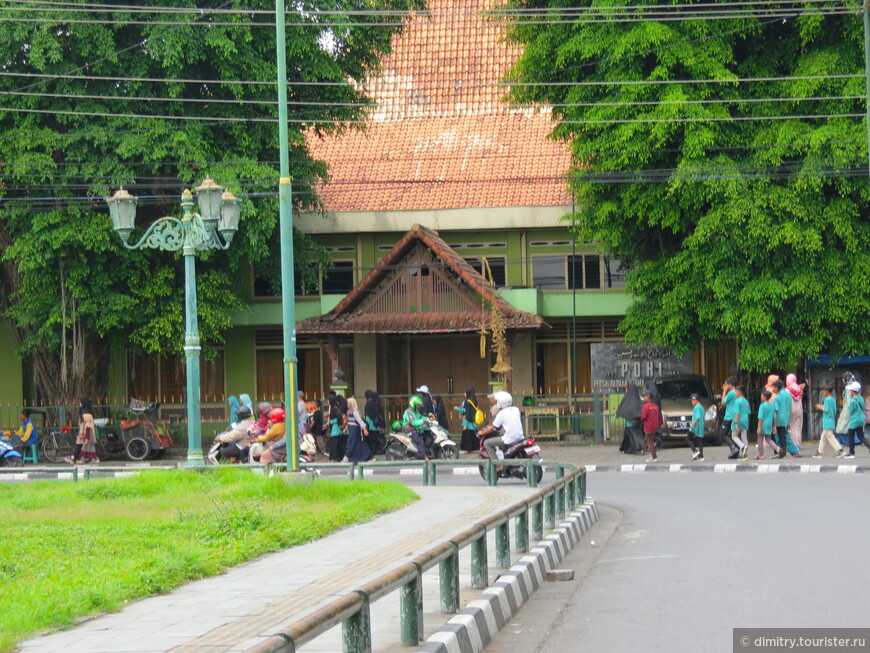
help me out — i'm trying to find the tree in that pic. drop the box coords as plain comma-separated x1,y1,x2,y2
0,0,422,400
505,1,870,371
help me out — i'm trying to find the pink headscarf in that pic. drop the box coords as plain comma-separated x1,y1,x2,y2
786,373,803,400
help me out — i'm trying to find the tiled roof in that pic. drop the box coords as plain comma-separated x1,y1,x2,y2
297,224,545,334
305,0,572,213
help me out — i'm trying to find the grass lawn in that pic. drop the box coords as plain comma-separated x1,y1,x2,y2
0,469,417,652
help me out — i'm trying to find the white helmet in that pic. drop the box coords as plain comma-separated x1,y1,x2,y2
494,391,513,409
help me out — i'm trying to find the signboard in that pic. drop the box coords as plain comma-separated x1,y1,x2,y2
590,343,693,388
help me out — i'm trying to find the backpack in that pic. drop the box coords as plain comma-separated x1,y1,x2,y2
468,400,485,427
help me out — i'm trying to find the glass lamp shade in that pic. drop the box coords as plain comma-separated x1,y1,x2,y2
106,188,137,242
195,177,224,229
219,191,241,243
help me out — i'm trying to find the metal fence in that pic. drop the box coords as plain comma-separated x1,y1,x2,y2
3,388,633,446
245,462,587,653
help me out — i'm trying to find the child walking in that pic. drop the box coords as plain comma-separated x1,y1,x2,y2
813,387,844,459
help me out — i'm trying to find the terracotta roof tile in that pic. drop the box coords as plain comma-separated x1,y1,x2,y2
305,0,571,213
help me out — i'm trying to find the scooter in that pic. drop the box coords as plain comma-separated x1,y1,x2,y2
0,438,24,467
477,433,543,484
384,417,459,460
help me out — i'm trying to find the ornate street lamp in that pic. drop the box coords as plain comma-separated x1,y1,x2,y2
106,180,242,467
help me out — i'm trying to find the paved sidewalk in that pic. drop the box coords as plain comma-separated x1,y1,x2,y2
19,484,536,653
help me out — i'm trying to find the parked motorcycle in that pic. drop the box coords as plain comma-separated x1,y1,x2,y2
0,438,24,467
477,434,543,484
384,418,460,460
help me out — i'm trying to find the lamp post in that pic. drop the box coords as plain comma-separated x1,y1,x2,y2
106,178,241,467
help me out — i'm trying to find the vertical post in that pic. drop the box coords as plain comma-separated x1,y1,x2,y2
341,593,371,653
495,521,510,568
515,508,528,553
422,461,430,486
439,548,460,614
275,0,299,472
545,492,555,529
470,534,488,589
864,0,870,184
182,210,204,467
580,470,587,503
400,568,423,645
593,386,602,443
532,501,543,541
428,460,436,485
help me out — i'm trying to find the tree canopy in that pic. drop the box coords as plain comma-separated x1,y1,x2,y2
505,1,870,371
0,0,422,400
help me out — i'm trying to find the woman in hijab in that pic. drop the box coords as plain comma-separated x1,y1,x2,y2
66,398,98,464
327,394,347,462
432,395,450,431
227,396,241,428
457,387,480,453
786,373,806,447
239,394,254,415
343,397,373,463
364,390,386,455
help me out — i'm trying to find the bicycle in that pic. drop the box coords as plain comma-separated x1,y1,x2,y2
39,427,76,463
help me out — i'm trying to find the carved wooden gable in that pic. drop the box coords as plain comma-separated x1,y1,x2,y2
354,243,484,317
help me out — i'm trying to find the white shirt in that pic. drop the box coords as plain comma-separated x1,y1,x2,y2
492,406,524,445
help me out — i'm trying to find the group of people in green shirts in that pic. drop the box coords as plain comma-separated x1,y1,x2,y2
711,376,869,461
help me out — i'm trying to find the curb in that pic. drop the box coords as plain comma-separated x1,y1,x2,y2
414,499,599,653
585,463,870,473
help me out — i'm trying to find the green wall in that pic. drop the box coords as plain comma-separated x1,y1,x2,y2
0,321,23,420
224,327,256,400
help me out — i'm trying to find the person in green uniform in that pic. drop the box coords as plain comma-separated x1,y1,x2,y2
813,387,844,459
688,394,705,461
756,390,777,459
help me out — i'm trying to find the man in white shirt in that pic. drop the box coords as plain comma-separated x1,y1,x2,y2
477,391,525,465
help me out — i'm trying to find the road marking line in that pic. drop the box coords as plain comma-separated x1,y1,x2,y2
598,554,680,563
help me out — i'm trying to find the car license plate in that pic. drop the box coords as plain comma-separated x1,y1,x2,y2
672,420,690,430
525,445,541,455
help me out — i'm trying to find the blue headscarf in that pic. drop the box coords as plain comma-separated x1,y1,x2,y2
227,396,240,427
239,394,253,414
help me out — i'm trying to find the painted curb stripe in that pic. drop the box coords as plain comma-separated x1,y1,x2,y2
415,500,598,653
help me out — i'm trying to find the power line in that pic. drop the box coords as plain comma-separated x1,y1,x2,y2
503,74,862,87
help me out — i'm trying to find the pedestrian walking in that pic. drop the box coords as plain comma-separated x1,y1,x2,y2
457,387,481,453
756,390,778,459
296,391,308,436
835,372,858,449
813,387,844,459
66,398,98,464
843,382,869,459
773,380,800,458
343,397,373,463
687,394,705,461
327,395,347,462
364,390,386,455
786,373,806,446
432,394,450,431
308,399,327,456
721,378,740,459
640,390,662,462
731,385,750,459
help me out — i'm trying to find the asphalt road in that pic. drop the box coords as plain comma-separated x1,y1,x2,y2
484,473,870,653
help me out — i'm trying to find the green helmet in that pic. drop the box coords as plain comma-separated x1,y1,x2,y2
409,395,423,410
391,420,402,431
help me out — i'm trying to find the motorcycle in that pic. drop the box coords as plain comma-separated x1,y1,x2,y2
384,417,460,460
0,438,24,467
478,433,544,484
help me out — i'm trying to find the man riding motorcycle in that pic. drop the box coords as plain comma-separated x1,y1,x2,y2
401,395,431,460
250,407,286,462
210,405,254,463
476,391,524,468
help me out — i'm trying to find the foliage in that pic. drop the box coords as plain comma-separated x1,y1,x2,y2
0,469,418,651
505,1,870,370
0,0,423,399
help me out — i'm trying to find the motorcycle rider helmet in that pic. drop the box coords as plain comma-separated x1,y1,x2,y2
269,407,286,423
494,391,513,409
391,420,402,431
409,395,423,410
236,405,252,421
